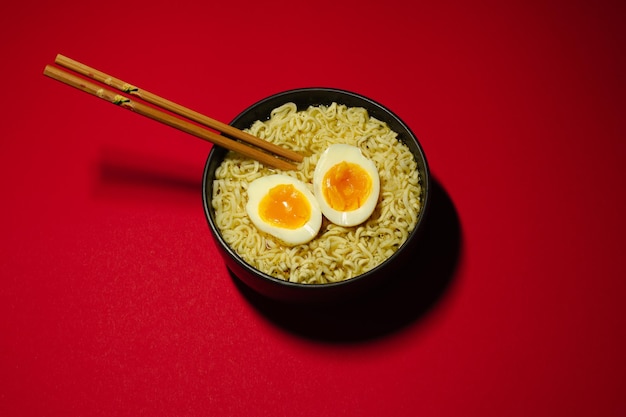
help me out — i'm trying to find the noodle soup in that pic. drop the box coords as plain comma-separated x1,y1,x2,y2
211,102,423,284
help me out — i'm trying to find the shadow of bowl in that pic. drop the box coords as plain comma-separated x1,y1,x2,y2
235,177,462,343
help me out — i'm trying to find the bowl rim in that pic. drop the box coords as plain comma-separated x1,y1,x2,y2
201,87,430,291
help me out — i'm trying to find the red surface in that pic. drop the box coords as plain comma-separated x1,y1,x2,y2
2,0,625,416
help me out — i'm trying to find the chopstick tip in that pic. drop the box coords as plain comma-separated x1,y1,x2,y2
43,64,55,76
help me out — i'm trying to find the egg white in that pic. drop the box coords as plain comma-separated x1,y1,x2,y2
313,144,380,227
245,174,322,246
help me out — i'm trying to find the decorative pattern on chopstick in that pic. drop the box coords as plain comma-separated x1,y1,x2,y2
43,65,298,171
54,54,303,165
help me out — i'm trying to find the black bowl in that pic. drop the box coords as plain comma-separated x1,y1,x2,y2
202,88,430,303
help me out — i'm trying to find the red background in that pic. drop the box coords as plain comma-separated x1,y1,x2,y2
1,0,625,416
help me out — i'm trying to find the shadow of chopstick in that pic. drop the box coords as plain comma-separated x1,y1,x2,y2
94,147,203,203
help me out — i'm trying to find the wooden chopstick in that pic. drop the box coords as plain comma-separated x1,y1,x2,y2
45,55,303,171
54,54,303,165
43,65,298,171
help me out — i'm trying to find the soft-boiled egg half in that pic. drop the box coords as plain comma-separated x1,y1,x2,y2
313,144,380,227
246,174,322,246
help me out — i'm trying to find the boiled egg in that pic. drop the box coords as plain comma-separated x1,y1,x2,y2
313,144,380,227
246,174,322,246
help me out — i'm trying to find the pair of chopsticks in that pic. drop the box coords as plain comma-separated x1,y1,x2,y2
43,54,303,171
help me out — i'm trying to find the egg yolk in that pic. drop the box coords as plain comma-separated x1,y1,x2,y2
259,184,311,229
322,162,372,211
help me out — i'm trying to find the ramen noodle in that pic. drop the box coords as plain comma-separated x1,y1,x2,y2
211,102,422,284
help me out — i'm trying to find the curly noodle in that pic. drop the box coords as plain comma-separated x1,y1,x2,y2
212,103,421,284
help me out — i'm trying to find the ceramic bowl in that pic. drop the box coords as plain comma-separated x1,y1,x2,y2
202,88,430,303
